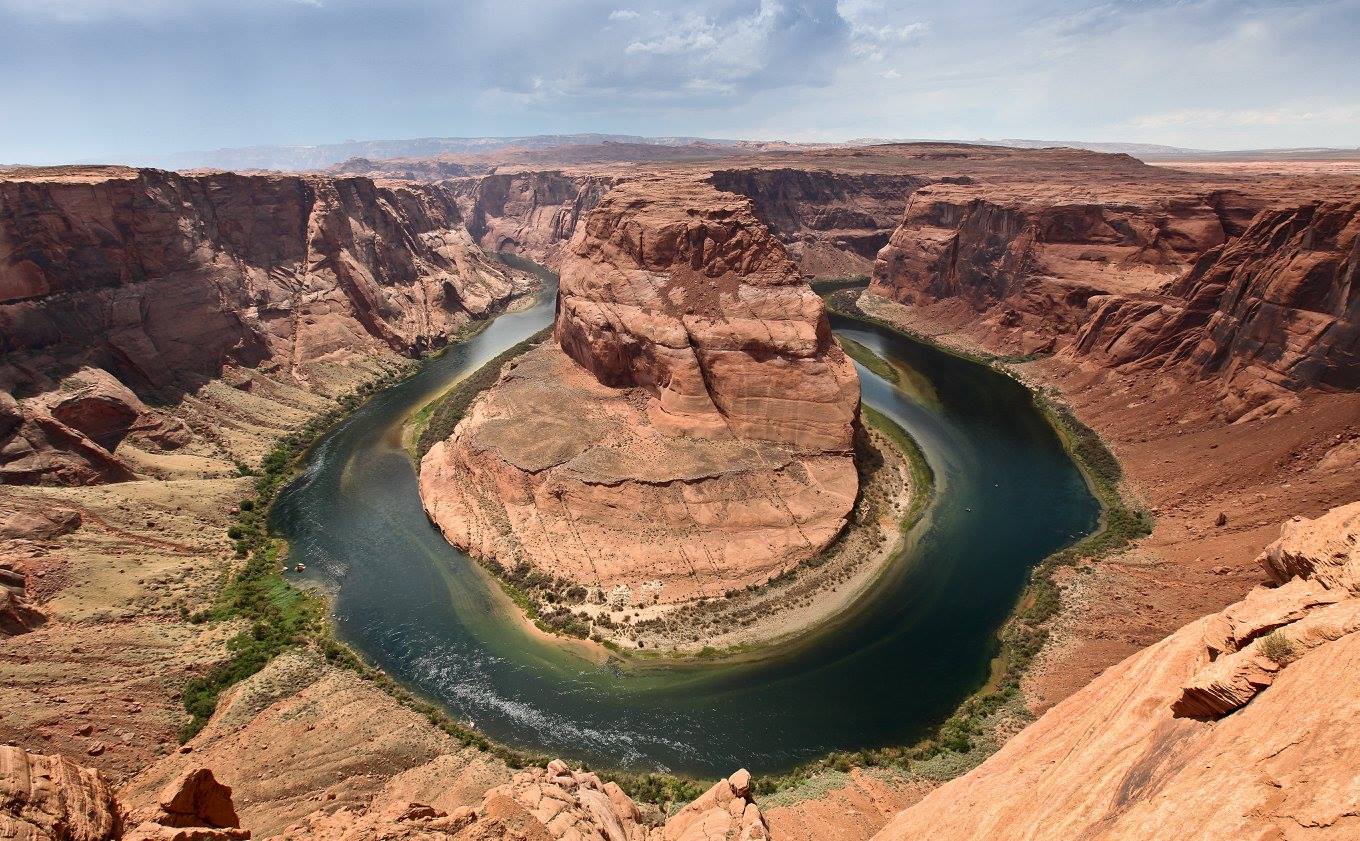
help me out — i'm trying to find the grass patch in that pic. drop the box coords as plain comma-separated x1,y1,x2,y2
839,336,900,385
810,275,871,295
862,404,933,534
1260,631,1295,663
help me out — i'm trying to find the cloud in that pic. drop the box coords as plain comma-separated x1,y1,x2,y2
0,0,1357,162
625,14,717,55
1128,104,1360,130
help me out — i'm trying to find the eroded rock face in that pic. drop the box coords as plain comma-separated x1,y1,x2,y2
421,178,859,604
708,169,924,277
869,183,1259,356
284,761,765,841
0,745,121,840
871,501,1360,841
448,171,615,266
123,769,248,841
556,178,859,451
0,748,252,841
0,167,530,485
1074,201,1359,416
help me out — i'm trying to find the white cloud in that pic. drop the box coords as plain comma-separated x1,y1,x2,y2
625,14,719,55
1128,104,1360,130
608,9,638,21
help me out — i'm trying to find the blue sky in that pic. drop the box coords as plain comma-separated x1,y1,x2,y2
2,0,1357,163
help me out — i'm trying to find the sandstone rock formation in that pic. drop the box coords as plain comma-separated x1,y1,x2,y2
0,748,252,841
869,180,1262,355
0,166,533,485
709,169,923,277
285,761,765,841
1073,200,1359,417
122,768,249,841
448,171,614,266
0,559,45,635
871,501,1360,841
0,745,122,841
420,178,860,604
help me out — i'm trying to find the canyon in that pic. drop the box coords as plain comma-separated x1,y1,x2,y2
3,142,1359,840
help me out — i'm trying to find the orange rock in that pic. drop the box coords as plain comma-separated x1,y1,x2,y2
0,745,121,841
871,501,1360,840
421,178,859,603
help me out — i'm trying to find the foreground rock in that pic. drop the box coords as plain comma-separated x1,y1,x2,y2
285,762,765,841
421,178,859,606
0,747,248,841
872,501,1360,840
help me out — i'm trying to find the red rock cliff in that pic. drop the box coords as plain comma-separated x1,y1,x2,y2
0,167,528,484
420,177,860,605
1074,200,1359,416
869,180,1262,355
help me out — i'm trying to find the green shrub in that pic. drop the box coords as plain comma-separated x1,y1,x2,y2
1261,631,1295,663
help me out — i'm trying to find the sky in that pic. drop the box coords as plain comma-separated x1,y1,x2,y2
1,0,1358,164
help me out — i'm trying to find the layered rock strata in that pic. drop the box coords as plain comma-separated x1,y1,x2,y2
447,171,615,266
709,169,924,277
421,178,860,604
869,181,1263,354
1073,200,1359,415
872,501,1360,841
286,762,767,841
0,167,531,484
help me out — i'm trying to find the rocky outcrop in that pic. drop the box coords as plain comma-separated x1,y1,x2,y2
123,769,249,841
0,745,122,841
869,182,1263,356
447,171,615,266
0,749,251,841
871,501,1360,841
285,761,765,841
0,559,45,635
1073,201,1359,415
421,178,860,605
709,169,923,277
0,166,532,485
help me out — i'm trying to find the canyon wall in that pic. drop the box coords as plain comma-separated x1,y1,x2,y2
869,181,1264,355
1073,200,1359,416
420,177,860,606
445,170,615,266
868,180,1357,415
0,167,530,485
709,168,924,277
872,501,1360,841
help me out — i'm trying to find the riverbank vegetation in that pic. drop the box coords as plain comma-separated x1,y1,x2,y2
186,276,1151,811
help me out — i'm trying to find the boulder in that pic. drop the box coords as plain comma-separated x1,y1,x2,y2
0,746,121,841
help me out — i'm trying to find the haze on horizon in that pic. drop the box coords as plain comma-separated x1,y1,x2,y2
2,0,1358,166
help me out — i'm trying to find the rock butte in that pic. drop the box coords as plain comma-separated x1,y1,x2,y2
419,178,860,603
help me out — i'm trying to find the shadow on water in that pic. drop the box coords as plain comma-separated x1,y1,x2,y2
272,280,1100,777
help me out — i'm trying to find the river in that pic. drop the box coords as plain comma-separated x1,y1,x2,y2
271,276,1099,778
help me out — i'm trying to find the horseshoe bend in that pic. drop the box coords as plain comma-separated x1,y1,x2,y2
418,178,866,627
4,6,1360,839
